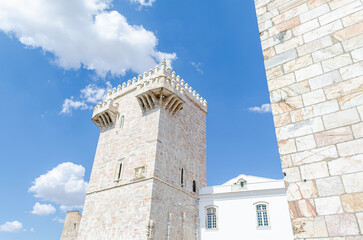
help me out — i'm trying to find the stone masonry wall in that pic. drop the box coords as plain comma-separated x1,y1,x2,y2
60,211,82,240
254,0,363,238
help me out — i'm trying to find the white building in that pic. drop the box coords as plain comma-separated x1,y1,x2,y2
199,175,294,240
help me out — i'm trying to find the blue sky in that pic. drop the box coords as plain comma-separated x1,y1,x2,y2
0,0,281,238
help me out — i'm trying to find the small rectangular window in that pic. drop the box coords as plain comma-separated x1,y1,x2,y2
114,159,124,181
206,207,217,229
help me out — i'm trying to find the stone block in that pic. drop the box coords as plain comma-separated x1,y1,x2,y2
269,16,301,37
265,49,298,69
325,214,360,236
315,196,343,215
318,0,362,26
334,22,363,41
321,53,352,72
312,43,344,63
293,18,319,36
307,0,327,9
357,212,363,235
302,89,326,106
338,91,363,110
281,155,293,168
266,65,284,80
272,3,308,25
270,81,310,103
278,138,297,155
272,96,304,114
337,138,363,157
341,193,363,212
291,145,338,166
283,54,313,73
322,108,360,130
351,46,363,62
324,75,363,100
342,33,363,52
284,167,301,182
342,172,363,193
300,3,330,22
263,47,275,60
303,20,343,43
289,199,317,218
352,122,363,138
290,100,340,123
329,0,356,10
273,112,291,127
268,73,296,91
309,70,343,90
316,176,345,197
286,180,318,201
291,216,328,238
328,154,363,175
276,117,324,141
297,35,333,56
275,36,304,54
295,63,323,82
342,10,363,27
314,126,353,147
296,134,316,151
300,162,329,180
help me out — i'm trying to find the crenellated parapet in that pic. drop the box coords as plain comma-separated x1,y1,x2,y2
91,58,207,128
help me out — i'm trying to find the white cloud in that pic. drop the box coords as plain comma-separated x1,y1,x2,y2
31,202,56,216
61,81,111,114
191,62,204,74
0,0,175,77
61,97,91,115
29,162,88,210
131,0,156,7
249,103,272,113
0,221,24,232
30,228,35,232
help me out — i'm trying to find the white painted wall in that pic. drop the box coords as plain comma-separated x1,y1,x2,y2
199,176,294,240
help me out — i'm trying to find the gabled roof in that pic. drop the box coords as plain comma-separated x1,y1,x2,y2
222,174,279,186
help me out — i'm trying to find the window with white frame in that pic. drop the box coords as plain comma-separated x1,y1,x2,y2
206,207,217,229
256,204,269,227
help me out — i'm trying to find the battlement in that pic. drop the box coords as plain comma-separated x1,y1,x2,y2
92,58,207,116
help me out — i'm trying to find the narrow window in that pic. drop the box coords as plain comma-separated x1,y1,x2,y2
120,115,125,128
256,204,269,227
117,162,123,180
193,180,196,193
206,207,217,229
181,168,184,187
74,223,77,229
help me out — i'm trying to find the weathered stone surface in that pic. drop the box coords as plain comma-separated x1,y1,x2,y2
291,216,328,238
314,126,353,147
322,108,360,130
342,172,363,193
290,100,339,123
311,43,344,63
315,196,343,215
289,199,317,218
325,214,360,236
273,112,292,127
321,53,352,72
270,81,310,103
286,180,318,201
284,167,301,182
338,91,363,110
341,193,363,212
291,145,338,166
316,176,345,197
295,134,316,151
309,70,343,90
352,122,363,138
334,22,363,41
302,89,326,106
279,139,297,155
357,212,363,235
337,138,363,157
297,35,333,56
265,49,298,69
324,75,363,100
300,162,329,180
276,117,324,141
295,63,323,82
328,154,363,175
272,96,304,114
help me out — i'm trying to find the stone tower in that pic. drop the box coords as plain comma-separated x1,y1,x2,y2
254,0,363,239
76,59,207,240
60,211,82,240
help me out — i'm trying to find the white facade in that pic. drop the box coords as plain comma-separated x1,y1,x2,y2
199,175,294,240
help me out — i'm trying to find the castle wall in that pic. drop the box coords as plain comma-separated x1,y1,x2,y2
253,0,363,238
60,211,82,240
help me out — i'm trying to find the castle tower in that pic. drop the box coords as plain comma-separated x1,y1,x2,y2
76,59,207,240
60,211,82,240
254,0,363,239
